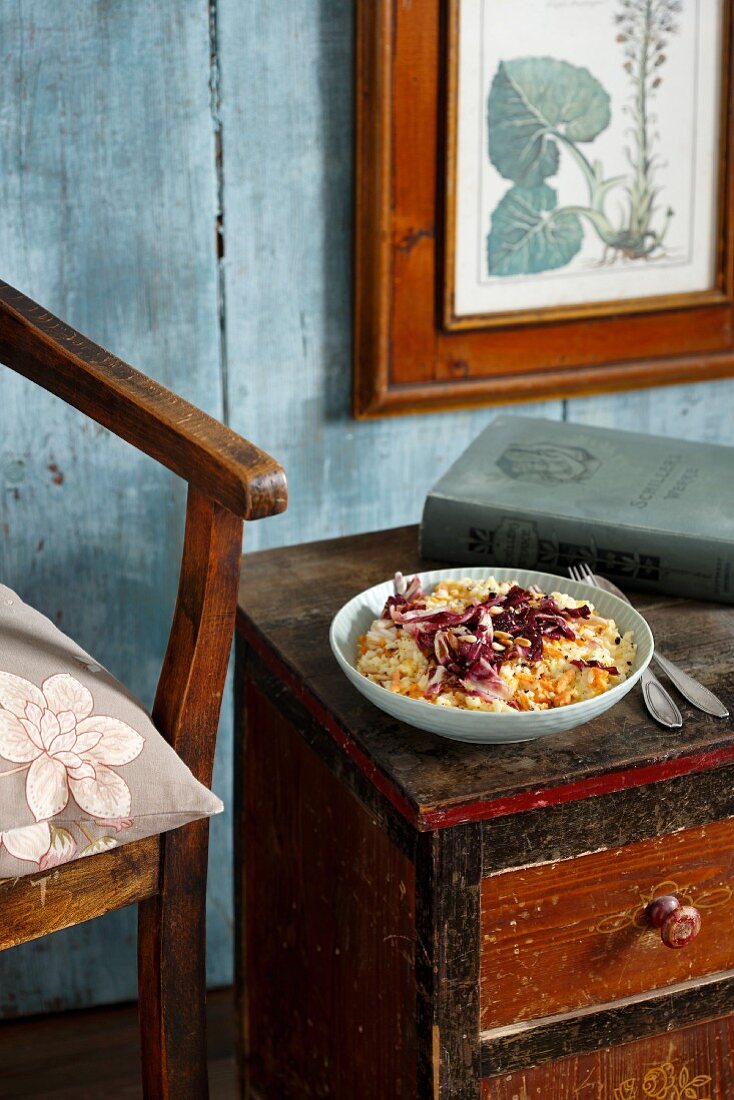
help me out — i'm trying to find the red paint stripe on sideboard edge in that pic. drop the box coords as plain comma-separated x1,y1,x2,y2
237,613,734,832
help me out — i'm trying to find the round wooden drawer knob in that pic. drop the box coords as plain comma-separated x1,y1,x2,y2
646,895,702,949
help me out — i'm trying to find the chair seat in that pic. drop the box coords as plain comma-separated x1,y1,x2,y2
0,583,221,882
0,835,161,950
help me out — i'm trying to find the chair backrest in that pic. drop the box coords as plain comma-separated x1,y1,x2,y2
0,280,287,784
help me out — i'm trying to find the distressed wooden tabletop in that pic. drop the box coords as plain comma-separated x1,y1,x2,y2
237,526,734,826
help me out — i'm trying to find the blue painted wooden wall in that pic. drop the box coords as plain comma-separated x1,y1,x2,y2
0,1,732,1015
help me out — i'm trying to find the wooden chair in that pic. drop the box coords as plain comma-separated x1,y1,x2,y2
0,280,287,1098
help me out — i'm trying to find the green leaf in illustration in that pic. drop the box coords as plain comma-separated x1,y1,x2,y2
488,57,611,185
487,184,583,276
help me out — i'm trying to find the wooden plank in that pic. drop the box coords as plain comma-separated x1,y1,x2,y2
0,283,287,521
0,987,235,1100
480,971,734,1077
480,818,734,1030
483,1013,734,1098
0,0,226,1013
237,677,417,1099
0,837,159,952
416,825,483,1100
565,379,734,447
216,0,564,558
481,765,734,874
239,641,416,857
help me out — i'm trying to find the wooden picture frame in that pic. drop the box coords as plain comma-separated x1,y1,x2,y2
354,0,734,419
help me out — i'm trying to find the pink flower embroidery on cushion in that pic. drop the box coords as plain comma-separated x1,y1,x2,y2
94,817,134,832
80,835,118,857
0,821,77,869
0,672,144,823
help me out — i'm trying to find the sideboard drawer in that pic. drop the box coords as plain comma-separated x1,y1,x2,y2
482,1013,734,1098
481,817,734,1029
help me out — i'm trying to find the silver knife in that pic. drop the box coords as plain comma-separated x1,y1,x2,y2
652,652,729,719
590,574,729,719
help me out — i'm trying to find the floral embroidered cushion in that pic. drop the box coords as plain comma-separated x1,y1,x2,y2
0,583,222,877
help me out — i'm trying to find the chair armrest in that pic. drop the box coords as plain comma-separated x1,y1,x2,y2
0,281,287,520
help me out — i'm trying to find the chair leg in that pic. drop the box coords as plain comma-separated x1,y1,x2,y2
138,820,211,1100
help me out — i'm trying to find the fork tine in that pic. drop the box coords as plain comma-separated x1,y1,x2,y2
568,562,597,586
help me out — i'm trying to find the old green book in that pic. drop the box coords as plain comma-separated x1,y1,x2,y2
420,416,734,603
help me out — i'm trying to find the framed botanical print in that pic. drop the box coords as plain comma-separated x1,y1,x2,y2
354,0,734,418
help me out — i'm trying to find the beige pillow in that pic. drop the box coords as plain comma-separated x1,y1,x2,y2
0,583,222,878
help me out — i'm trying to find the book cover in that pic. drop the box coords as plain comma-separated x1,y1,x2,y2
420,416,734,603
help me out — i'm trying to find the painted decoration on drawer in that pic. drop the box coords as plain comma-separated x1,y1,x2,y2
614,1062,711,1100
595,880,732,935
480,818,734,1028
483,1014,730,1098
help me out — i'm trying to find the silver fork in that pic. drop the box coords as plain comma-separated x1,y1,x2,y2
568,563,681,728
569,563,728,722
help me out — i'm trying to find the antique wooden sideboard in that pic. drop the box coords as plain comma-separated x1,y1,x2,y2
234,526,734,1099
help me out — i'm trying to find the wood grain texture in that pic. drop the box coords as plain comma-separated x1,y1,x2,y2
0,988,236,1100
0,283,286,522
0,837,159,952
0,0,231,1013
482,1014,734,1099
0,290,260,1090
239,641,417,858
215,0,732,554
217,0,563,561
237,677,417,1098
415,826,483,1100
237,525,734,825
138,488,244,1100
151,489,244,781
480,970,734,1077
480,767,734,876
480,817,734,1029
355,0,734,416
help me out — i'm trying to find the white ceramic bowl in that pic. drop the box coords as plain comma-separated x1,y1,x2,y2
329,566,654,744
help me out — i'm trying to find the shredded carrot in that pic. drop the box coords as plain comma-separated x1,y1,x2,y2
556,670,575,692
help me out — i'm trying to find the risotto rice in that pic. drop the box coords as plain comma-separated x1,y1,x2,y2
356,574,636,713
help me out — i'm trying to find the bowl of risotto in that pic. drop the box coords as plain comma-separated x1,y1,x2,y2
329,566,654,743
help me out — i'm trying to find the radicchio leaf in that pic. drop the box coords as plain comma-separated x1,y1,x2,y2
570,659,618,675
378,575,591,704
425,665,448,697
460,670,511,702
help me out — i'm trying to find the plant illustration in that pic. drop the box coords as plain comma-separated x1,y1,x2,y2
487,0,682,276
